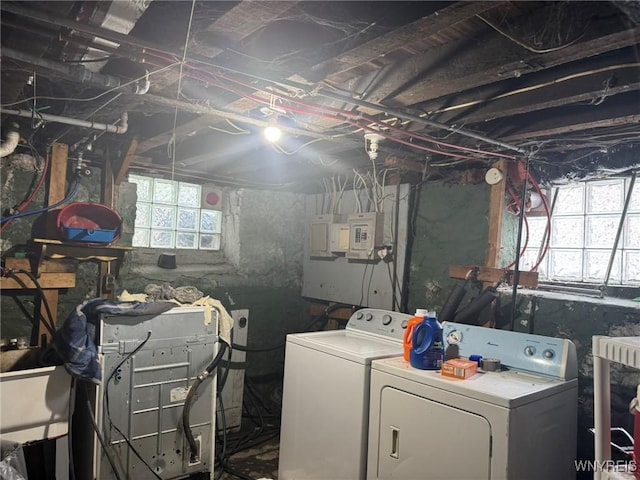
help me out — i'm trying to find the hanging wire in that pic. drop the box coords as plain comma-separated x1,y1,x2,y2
171,0,197,182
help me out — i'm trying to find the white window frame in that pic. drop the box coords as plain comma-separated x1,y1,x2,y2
521,177,640,286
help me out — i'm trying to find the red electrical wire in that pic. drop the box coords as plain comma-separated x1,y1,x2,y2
527,172,552,272
504,181,530,270
144,54,520,161
0,152,50,234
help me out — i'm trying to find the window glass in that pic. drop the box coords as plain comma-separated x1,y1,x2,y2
526,177,638,285
130,175,222,251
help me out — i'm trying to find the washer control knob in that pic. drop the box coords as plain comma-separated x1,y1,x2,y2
447,330,463,345
401,319,408,329
524,346,536,356
365,313,373,322
543,349,555,359
382,314,392,326
355,312,364,320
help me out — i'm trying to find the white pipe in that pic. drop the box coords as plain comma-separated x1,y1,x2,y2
0,109,128,134
0,130,20,157
134,71,150,95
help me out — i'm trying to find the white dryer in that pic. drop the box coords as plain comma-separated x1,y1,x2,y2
367,322,578,480
278,308,413,480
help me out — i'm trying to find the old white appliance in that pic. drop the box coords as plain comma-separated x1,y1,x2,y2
367,322,578,480
73,306,218,480
278,308,413,480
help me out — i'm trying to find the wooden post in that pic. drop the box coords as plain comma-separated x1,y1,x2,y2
99,155,115,299
485,159,507,268
44,143,69,237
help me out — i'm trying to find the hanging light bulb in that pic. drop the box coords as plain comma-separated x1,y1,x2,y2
264,117,282,143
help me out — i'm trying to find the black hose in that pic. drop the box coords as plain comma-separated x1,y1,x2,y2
439,283,468,322
183,339,229,463
453,286,498,325
6,270,56,337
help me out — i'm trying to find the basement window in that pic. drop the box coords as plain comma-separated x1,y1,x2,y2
520,177,640,286
129,174,222,250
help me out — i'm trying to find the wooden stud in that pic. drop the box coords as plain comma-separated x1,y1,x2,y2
485,159,507,269
114,138,138,185
449,265,538,288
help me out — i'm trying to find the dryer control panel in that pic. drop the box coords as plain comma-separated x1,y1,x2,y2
442,322,577,380
346,308,413,341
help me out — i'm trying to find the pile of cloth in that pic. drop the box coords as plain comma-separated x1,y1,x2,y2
50,284,233,384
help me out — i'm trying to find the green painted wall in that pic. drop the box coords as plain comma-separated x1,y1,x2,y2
407,182,490,313
407,179,640,472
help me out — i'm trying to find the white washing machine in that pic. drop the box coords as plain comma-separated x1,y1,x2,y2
367,322,579,480
278,308,413,480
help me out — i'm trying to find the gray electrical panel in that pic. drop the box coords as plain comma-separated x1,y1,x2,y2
73,306,218,480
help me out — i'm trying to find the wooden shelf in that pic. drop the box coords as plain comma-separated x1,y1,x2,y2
0,272,76,290
449,265,539,288
32,238,132,277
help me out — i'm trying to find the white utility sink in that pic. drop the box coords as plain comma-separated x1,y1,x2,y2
0,365,71,444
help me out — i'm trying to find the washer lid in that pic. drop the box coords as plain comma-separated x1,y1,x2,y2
287,330,403,364
372,356,576,408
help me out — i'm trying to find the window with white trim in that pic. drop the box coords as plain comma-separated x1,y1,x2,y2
129,174,222,250
521,177,640,285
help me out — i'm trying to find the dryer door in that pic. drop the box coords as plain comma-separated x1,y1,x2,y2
376,387,491,480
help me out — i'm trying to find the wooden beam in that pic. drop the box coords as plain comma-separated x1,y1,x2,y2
48,143,68,205
423,55,640,125
485,160,507,268
0,272,76,289
306,2,502,82
309,304,355,322
380,21,640,107
4,258,76,273
385,155,425,173
450,265,538,288
114,138,138,185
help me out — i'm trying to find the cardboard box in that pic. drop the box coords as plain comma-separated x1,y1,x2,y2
441,358,478,379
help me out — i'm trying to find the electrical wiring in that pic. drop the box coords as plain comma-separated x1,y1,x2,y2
270,137,326,155
207,118,251,135
528,172,553,272
1,174,80,224
103,331,163,480
81,383,123,480
141,53,520,160
429,62,640,116
0,62,180,108
476,13,585,54
0,151,49,234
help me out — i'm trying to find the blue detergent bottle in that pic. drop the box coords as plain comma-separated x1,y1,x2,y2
409,313,444,370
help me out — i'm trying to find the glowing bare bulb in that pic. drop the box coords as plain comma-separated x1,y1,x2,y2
264,120,282,142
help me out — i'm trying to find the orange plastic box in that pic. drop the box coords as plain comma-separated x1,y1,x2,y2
441,358,478,379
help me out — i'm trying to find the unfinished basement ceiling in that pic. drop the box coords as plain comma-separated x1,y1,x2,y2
1,1,639,190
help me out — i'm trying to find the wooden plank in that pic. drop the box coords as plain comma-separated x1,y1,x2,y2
309,304,354,322
384,22,640,107
0,272,76,289
485,160,507,268
385,155,425,173
306,2,502,82
449,265,538,288
4,257,77,273
49,143,68,205
114,137,135,179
